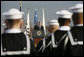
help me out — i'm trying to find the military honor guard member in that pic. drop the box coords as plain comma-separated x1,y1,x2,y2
1,8,36,56
43,10,73,56
48,19,59,34
36,19,59,56
68,3,83,56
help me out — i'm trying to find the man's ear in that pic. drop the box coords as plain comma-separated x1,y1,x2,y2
20,20,23,28
4,20,8,26
4,20,7,24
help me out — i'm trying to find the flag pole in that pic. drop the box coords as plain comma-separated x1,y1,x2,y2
42,8,46,36
19,1,22,11
42,8,46,51
25,8,30,36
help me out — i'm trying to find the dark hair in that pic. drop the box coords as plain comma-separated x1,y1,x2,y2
6,19,21,26
72,13,83,25
58,18,71,26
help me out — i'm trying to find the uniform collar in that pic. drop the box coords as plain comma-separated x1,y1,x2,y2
59,26,70,31
5,29,21,33
75,24,83,26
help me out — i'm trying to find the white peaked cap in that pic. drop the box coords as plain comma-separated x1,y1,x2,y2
48,19,59,26
3,8,24,19
69,3,83,13
56,10,73,19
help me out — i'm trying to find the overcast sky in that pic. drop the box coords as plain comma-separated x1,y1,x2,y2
1,1,83,33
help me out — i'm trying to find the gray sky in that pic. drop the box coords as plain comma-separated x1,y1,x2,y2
1,1,83,33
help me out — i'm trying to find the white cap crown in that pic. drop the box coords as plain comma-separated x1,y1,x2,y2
69,3,83,13
56,10,73,19
3,8,24,19
48,19,59,25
